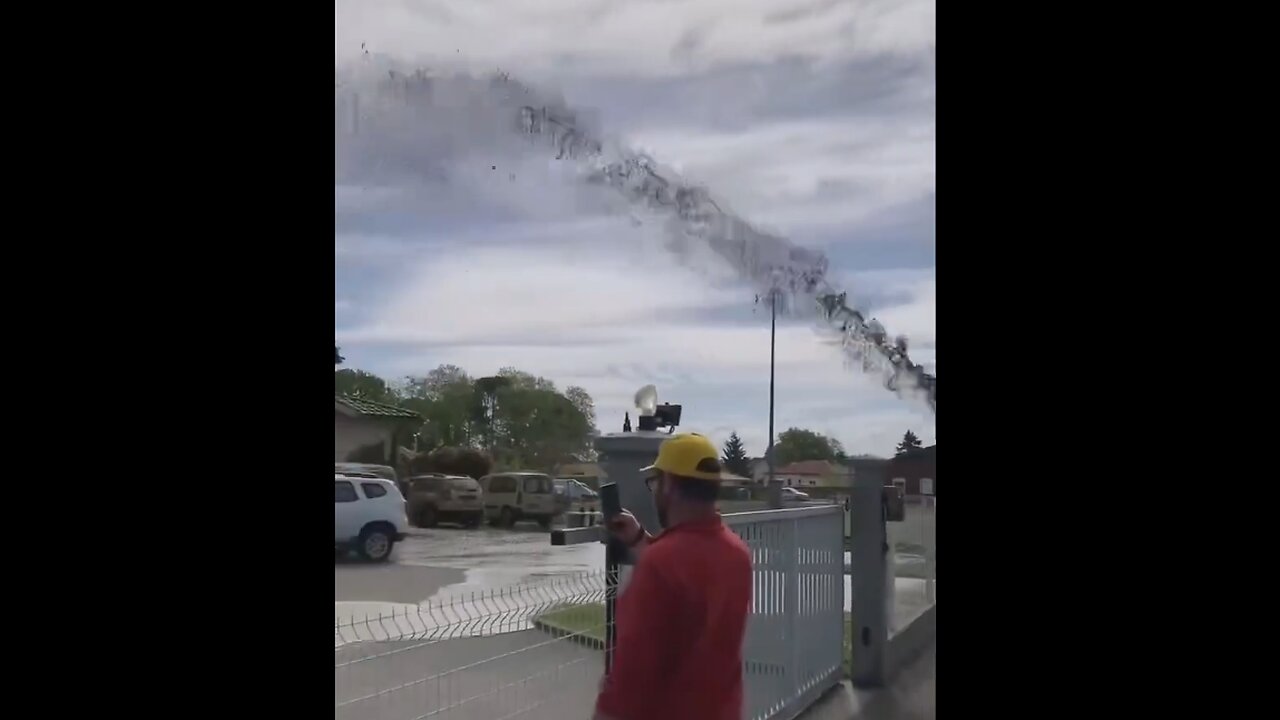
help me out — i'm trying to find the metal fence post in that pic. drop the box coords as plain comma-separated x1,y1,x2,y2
604,534,621,674
847,458,890,688
785,517,799,702
924,496,936,604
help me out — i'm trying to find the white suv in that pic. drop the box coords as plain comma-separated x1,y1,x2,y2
335,475,410,562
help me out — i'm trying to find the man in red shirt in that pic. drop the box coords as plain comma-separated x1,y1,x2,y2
594,433,753,720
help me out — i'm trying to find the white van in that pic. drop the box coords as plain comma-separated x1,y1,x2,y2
480,472,557,529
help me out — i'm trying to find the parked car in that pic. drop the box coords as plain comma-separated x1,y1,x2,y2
554,478,599,510
480,472,557,529
407,474,484,528
335,463,404,495
781,487,811,502
335,475,409,562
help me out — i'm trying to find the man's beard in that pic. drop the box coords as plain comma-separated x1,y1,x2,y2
655,494,669,528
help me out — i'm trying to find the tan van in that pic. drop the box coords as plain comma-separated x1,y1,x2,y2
480,472,557,529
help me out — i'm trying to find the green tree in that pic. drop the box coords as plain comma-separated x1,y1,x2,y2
394,364,597,470
402,365,477,449
492,377,593,470
774,428,846,466
334,368,401,406
895,430,923,456
721,432,750,476
564,385,597,433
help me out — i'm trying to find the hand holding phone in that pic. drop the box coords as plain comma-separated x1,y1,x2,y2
599,482,622,519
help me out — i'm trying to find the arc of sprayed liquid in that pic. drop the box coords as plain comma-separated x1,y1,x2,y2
339,68,935,414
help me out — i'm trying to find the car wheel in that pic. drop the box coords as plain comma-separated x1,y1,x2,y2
358,526,395,562
419,505,439,529
500,506,516,528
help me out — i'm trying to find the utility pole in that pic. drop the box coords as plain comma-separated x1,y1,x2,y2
767,289,781,508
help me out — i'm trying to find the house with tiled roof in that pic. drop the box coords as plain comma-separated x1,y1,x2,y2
335,394,421,465
554,462,607,489
775,460,850,489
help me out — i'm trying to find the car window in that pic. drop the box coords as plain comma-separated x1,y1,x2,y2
524,475,551,493
335,481,358,503
362,482,388,499
449,477,478,490
489,476,515,493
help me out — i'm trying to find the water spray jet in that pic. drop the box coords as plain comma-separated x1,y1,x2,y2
336,64,935,414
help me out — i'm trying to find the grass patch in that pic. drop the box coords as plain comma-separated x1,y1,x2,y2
537,603,607,641
535,603,855,677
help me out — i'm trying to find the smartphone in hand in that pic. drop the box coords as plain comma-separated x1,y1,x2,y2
599,481,622,520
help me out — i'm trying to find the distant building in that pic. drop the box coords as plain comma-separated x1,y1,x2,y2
719,472,753,487
888,445,936,497
774,460,850,489
554,462,607,489
335,395,421,465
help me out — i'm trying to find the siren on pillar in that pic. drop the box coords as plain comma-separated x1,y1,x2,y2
633,384,682,433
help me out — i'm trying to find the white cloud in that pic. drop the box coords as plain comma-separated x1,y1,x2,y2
334,0,936,457
338,238,746,346
627,115,933,236
336,0,935,78
338,227,935,456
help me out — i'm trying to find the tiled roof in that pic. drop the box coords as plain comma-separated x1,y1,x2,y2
335,395,421,419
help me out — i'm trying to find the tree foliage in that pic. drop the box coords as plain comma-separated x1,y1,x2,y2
338,363,598,473
774,427,846,466
721,432,750,477
334,368,401,406
895,430,923,456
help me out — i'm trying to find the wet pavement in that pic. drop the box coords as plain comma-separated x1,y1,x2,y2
796,642,936,720
335,527,607,719
335,521,934,720
396,526,602,587
336,525,603,628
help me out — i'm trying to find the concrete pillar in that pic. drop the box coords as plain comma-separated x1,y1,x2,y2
847,457,891,688
593,431,668,542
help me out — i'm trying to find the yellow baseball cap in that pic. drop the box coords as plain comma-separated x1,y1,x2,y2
639,433,725,482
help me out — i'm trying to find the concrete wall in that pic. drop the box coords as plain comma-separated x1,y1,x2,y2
335,411,394,463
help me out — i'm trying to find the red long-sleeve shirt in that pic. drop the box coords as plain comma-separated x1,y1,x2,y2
595,515,753,720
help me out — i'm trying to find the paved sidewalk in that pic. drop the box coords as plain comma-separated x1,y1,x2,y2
796,642,935,720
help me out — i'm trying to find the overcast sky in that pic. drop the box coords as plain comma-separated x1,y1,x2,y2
334,0,936,458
